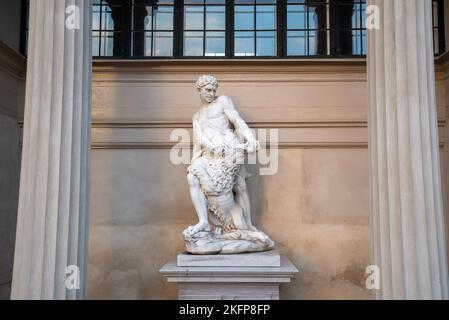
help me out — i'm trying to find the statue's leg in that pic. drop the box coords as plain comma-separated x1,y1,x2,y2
185,159,211,236
233,165,258,231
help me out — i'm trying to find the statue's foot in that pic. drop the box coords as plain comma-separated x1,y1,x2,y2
185,221,210,237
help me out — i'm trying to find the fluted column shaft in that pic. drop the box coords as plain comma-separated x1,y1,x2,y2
368,0,449,299
11,0,92,300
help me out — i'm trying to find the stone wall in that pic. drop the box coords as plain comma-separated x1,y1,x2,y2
88,60,371,299
87,58,448,299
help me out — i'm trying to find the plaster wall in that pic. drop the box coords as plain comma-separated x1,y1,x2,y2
87,58,448,299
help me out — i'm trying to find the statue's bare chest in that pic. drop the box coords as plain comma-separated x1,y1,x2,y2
199,102,230,129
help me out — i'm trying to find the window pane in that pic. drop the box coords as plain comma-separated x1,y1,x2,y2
235,31,255,56
153,31,173,56
145,32,153,56
183,2,226,57
351,3,362,28
185,6,204,30
287,5,306,29
132,6,152,30
206,31,225,56
93,6,101,30
256,31,276,56
100,31,118,56
235,5,254,30
433,1,439,27
287,31,306,56
361,2,366,27
352,30,362,54
92,31,101,56
131,31,151,56
184,31,203,55
206,6,226,30
339,30,363,55
155,5,173,30
102,6,116,30
206,0,226,4
256,5,276,30
434,29,440,54
308,30,328,55
185,0,205,4
235,0,255,4
308,4,328,29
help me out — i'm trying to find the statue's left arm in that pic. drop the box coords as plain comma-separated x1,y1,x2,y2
221,96,259,153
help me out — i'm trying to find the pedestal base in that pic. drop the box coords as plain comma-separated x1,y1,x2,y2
159,250,298,300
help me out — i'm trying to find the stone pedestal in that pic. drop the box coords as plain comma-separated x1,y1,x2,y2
160,250,298,300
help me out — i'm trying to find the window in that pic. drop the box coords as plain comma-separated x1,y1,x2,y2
19,0,447,58
131,0,174,57
92,0,124,57
183,0,226,57
432,0,446,55
335,0,366,55
286,0,330,56
234,0,277,57
20,0,30,56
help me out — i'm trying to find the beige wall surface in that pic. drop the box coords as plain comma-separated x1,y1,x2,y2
0,42,25,299
88,59,448,300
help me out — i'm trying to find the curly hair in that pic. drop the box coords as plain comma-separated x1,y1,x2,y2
195,75,218,90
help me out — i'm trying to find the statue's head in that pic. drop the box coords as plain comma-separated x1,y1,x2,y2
196,75,218,104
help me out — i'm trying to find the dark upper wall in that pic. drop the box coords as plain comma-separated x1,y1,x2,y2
0,0,22,52
0,0,25,299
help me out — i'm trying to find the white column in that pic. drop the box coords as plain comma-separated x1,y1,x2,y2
11,0,92,300
368,0,449,299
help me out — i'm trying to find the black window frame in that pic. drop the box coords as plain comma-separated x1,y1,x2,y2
432,0,446,55
129,1,176,57
333,0,367,57
92,0,128,57
19,0,447,59
233,0,278,58
182,0,227,57
19,0,29,56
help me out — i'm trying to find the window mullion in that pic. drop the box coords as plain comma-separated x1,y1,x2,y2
330,0,338,56
306,0,309,55
253,3,256,57
438,0,446,54
122,0,132,58
151,5,155,57
174,0,183,57
277,0,285,58
226,0,234,58
203,2,206,56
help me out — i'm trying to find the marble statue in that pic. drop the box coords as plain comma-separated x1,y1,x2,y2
183,75,274,254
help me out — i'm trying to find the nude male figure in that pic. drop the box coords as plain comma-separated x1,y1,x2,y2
185,75,259,236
